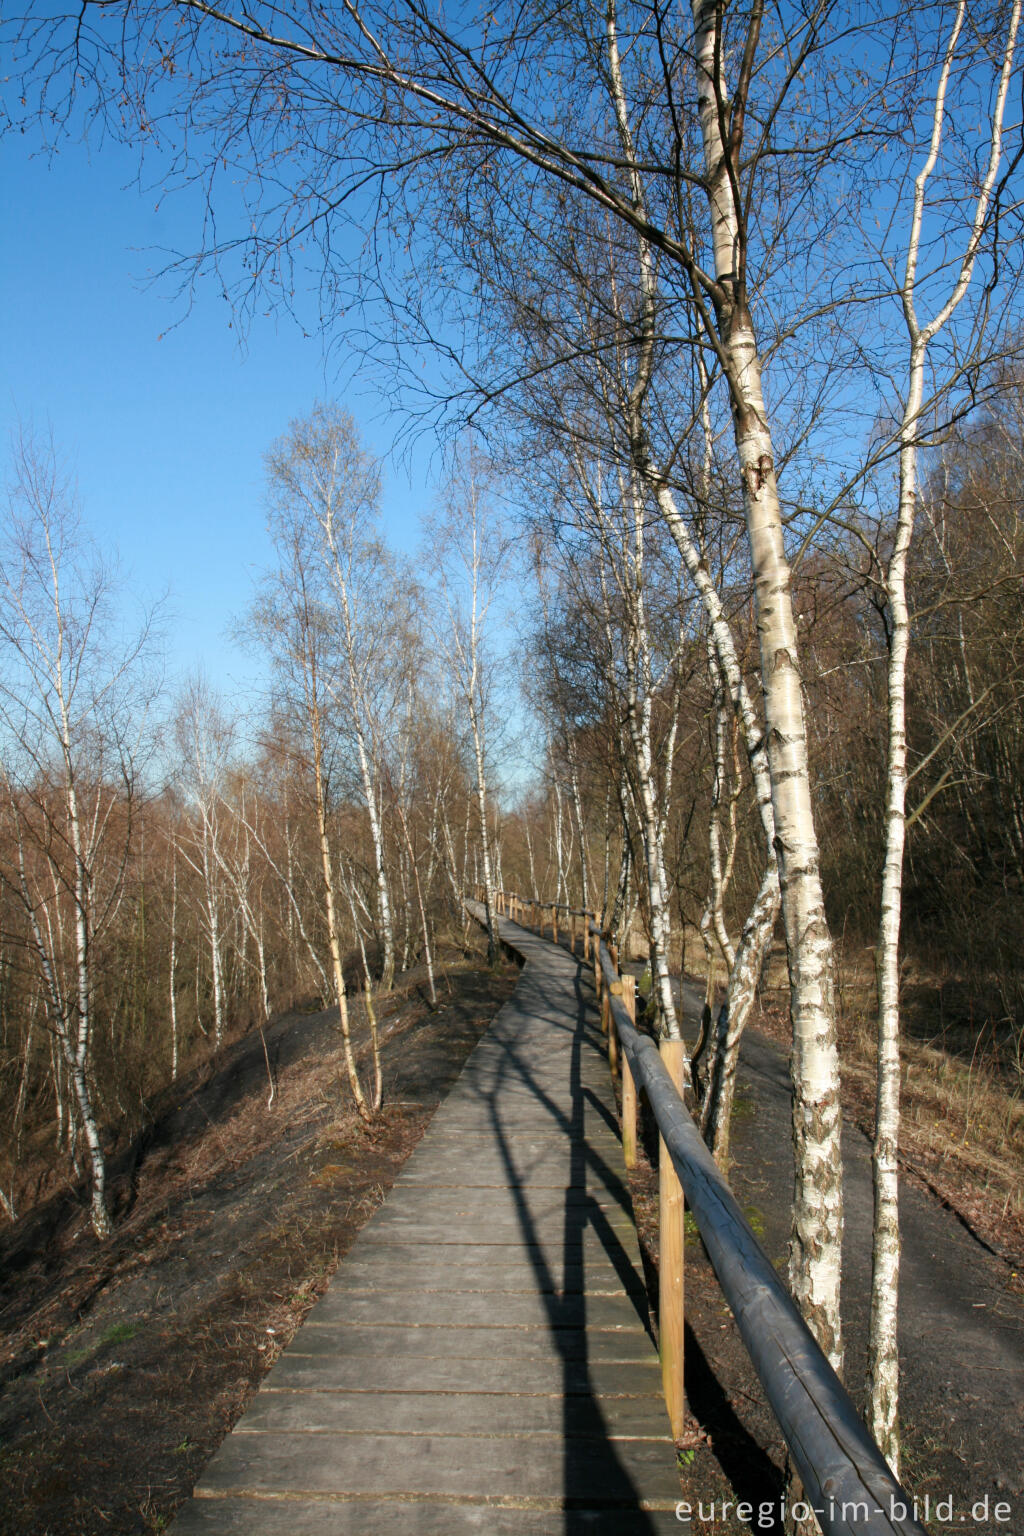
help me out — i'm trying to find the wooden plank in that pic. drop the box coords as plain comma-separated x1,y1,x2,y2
171,1497,687,1535
194,1428,681,1504
237,1388,669,1438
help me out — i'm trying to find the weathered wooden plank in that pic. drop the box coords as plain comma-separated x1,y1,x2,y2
264,1355,666,1397
171,1496,686,1535
306,1288,648,1331
236,1388,671,1438
285,1322,654,1363
318,1245,644,1297
194,1427,682,1504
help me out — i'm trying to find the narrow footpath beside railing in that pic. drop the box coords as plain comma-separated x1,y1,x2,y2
472,886,929,1536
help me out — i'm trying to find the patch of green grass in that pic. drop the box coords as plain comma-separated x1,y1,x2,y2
100,1321,137,1347
742,1203,766,1240
731,1091,755,1121
64,1320,137,1367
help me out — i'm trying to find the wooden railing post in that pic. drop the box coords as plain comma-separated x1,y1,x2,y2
621,975,638,1170
659,1038,687,1441
608,980,621,1074
552,905,559,945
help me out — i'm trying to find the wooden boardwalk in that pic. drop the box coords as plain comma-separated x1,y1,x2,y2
171,911,682,1534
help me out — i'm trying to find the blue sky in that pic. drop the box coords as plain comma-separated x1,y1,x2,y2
0,134,439,700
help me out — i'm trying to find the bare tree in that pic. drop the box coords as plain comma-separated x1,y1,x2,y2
265,405,399,990
174,675,232,1050
0,427,156,1238
425,447,512,965
251,471,380,1120
864,0,1023,1471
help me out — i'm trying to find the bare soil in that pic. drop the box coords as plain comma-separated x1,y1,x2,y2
0,935,519,1536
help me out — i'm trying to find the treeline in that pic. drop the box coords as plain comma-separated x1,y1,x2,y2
0,413,507,1238
501,372,1024,1042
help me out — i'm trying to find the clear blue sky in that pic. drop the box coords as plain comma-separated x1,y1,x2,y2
0,134,439,699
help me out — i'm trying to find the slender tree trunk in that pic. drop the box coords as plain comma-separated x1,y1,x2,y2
626,690,681,1043
341,871,384,1114
567,742,590,909
312,727,371,1120
868,3,1019,1465
355,727,395,988
398,799,437,1005
169,853,179,1078
62,761,113,1240
524,813,539,901
689,0,844,1365
470,699,498,965
702,860,780,1165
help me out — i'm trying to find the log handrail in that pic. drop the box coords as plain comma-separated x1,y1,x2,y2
471,886,928,1536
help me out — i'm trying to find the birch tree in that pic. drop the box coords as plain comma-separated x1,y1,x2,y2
425,450,510,965
174,677,232,1049
265,405,398,990
0,428,156,1238
865,0,1023,1471
252,478,380,1119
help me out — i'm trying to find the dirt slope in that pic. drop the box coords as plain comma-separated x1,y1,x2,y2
0,945,518,1536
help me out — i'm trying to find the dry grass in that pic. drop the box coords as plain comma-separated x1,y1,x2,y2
755,945,1024,1266
661,918,1024,1263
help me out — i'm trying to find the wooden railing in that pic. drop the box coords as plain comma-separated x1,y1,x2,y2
470,885,928,1536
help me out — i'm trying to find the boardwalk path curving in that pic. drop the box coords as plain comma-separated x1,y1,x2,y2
170,908,682,1534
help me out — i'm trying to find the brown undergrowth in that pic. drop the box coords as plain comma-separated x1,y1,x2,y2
754,949,1024,1270
0,931,518,1536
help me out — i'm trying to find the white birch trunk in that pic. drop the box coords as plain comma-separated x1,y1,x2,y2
626,687,682,1043
687,0,844,1365
169,852,179,1079
869,0,1020,1468
470,696,498,965
567,744,591,909
311,713,371,1120
202,830,225,1050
